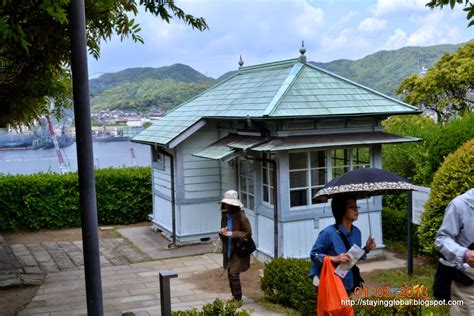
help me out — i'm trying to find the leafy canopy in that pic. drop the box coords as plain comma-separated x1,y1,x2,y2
426,0,474,27
397,42,474,124
0,0,208,127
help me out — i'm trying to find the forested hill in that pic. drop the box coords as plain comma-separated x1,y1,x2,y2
90,64,215,112
90,43,464,112
310,43,463,97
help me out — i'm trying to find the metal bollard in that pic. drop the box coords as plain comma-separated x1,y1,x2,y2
159,270,178,316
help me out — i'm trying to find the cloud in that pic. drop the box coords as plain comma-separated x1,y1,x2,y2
370,0,427,17
339,10,359,25
358,18,387,32
383,11,464,50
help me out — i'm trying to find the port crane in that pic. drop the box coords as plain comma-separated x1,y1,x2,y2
46,116,70,173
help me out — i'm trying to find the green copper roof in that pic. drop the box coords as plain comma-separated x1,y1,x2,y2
133,57,419,146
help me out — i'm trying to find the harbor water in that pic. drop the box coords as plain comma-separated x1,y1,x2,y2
0,141,151,175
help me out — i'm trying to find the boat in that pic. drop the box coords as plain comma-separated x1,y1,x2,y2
0,133,34,149
42,136,75,149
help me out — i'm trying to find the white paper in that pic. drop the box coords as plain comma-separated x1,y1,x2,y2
334,244,365,278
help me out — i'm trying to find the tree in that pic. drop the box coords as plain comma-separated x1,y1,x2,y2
0,0,208,127
426,0,474,27
397,42,474,124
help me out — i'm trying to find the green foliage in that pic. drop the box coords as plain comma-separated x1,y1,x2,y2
417,140,474,257
91,78,210,112
426,0,474,27
382,208,407,242
260,258,315,315
397,42,474,124
382,115,439,186
353,296,449,315
0,167,151,232
172,298,250,316
0,0,208,127
311,43,462,97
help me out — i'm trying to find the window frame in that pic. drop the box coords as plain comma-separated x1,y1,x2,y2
288,146,371,210
238,158,255,211
261,153,275,206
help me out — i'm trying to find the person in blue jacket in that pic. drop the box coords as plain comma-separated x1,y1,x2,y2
309,194,376,294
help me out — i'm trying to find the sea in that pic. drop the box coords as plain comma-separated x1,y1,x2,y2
0,141,151,175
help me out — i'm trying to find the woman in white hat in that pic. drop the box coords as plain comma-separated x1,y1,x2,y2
219,190,252,305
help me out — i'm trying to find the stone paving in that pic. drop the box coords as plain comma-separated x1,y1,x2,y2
19,253,281,316
9,238,151,276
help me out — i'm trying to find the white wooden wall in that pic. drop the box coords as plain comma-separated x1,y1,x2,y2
257,215,275,257
152,195,172,231
178,124,221,199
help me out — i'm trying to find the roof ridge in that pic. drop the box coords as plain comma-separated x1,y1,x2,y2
263,63,305,116
239,58,300,73
304,63,420,112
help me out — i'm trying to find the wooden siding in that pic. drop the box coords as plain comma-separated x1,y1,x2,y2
152,195,172,232
153,156,172,197
257,215,275,256
282,220,316,258
179,202,220,235
177,123,222,200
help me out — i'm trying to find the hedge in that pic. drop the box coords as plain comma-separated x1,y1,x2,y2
0,167,152,232
417,139,474,257
262,258,449,315
260,257,315,315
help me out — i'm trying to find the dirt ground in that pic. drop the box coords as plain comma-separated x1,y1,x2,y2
1,222,150,316
191,261,265,301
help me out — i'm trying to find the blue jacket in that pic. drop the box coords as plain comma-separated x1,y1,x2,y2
309,224,364,290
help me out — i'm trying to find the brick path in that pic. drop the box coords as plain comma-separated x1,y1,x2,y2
19,253,281,316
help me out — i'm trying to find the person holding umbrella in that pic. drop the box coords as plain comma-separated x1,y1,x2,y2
309,194,376,295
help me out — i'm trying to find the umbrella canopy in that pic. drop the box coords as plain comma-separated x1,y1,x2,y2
313,168,416,202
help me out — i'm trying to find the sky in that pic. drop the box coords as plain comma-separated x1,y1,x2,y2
88,0,473,79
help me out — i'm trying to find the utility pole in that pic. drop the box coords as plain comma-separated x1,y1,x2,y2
69,0,104,314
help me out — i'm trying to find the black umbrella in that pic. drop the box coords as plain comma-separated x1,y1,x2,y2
313,168,416,236
313,168,415,202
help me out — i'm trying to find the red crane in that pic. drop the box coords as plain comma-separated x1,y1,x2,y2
46,116,70,173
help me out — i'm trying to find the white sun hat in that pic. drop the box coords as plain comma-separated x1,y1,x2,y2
219,190,244,209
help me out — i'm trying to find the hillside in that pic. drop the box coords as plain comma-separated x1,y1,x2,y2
90,43,465,112
310,43,462,97
90,64,215,112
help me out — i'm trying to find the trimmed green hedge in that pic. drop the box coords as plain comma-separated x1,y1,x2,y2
0,167,152,232
418,139,474,257
260,257,315,315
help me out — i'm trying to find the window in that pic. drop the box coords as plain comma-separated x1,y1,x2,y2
239,159,255,211
262,153,275,205
152,149,165,171
289,151,327,207
289,147,371,208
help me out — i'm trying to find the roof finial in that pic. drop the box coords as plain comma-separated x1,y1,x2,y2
299,41,307,64
238,55,244,68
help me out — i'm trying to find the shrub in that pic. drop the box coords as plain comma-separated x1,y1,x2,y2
0,167,151,232
172,299,250,316
260,257,315,315
417,139,474,257
381,208,406,242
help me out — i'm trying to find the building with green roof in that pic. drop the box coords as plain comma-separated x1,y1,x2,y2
132,47,420,259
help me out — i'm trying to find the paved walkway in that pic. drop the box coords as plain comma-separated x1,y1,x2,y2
19,253,278,316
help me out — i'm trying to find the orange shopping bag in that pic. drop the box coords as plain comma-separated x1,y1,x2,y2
317,256,354,316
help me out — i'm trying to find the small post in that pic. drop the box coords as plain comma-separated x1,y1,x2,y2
160,270,178,316
407,178,413,276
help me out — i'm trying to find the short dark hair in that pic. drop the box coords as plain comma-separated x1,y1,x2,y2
331,194,355,224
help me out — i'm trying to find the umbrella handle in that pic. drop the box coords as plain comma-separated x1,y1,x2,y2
366,198,372,237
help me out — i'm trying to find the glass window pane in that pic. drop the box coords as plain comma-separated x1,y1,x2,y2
290,170,307,188
332,149,348,168
311,188,322,204
289,153,307,170
270,189,274,205
262,168,268,185
311,151,326,168
263,186,269,203
311,169,326,186
352,147,370,166
248,194,254,210
241,193,247,208
332,166,348,179
240,176,247,192
248,177,254,193
239,160,246,175
247,160,255,173
290,189,307,207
